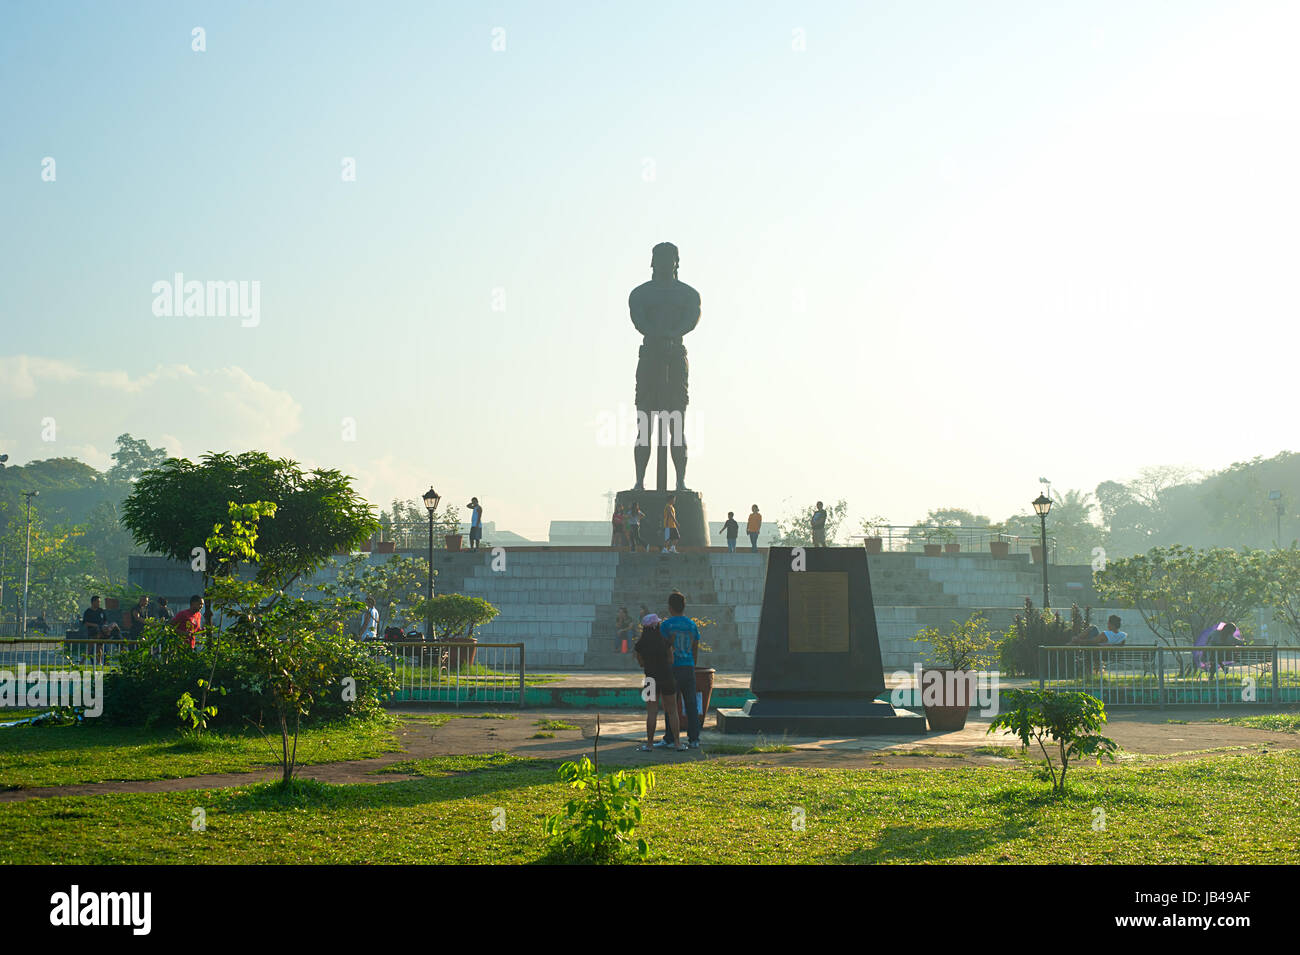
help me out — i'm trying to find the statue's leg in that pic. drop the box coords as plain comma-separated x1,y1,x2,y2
669,409,688,491
633,406,651,490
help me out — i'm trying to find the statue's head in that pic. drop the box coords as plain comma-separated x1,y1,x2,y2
651,242,679,278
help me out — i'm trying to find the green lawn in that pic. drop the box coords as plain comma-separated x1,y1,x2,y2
2,750,1297,863
0,716,399,789
1207,713,1300,733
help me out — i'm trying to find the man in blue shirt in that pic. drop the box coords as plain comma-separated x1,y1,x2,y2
659,590,702,747
466,497,483,550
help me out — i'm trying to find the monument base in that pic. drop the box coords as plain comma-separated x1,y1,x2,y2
614,488,708,550
716,697,927,735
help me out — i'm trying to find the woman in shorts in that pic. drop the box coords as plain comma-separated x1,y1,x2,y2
634,614,685,751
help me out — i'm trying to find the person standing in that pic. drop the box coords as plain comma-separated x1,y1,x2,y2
154,596,170,622
170,595,204,650
660,590,702,747
747,505,763,552
720,511,740,553
811,501,827,547
611,506,627,548
128,595,150,638
359,595,380,641
635,614,685,752
662,494,680,554
466,497,484,550
626,502,645,552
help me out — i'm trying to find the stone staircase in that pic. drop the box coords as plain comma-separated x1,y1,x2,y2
582,553,752,670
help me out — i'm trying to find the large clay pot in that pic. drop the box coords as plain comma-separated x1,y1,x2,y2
923,544,943,557
919,667,977,731
445,638,478,670
1031,544,1044,564
864,537,883,554
376,541,396,554
677,667,716,730
989,540,1010,558
445,534,463,552
944,543,960,555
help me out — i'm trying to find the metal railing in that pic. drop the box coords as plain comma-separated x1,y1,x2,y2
383,640,525,707
1038,645,1297,706
849,526,1057,560
0,637,139,673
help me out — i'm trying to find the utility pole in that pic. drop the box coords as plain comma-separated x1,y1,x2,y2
21,490,38,640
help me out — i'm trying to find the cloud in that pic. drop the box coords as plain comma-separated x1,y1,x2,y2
0,356,302,467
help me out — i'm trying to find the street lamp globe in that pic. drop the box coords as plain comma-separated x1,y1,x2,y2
1032,493,1052,517
422,487,441,512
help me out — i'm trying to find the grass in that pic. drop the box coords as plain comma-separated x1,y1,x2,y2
1206,713,1300,733
0,716,399,789
395,712,518,729
530,732,555,739
533,719,580,731
2,750,1298,863
390,663,564,687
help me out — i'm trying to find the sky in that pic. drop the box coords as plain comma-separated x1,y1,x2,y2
3,0,1299,540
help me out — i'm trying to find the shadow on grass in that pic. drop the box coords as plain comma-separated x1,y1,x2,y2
218,754,562,815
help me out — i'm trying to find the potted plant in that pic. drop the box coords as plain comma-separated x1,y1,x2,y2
988,523,1010,558
910,613,1000,731
918,524,947,557
418,593,500,669
860,516,888,554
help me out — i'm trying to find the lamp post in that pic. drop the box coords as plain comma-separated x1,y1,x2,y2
1032,492,1052,610
422,487,440,639
21,490,38,640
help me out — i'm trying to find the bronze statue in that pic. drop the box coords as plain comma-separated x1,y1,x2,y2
629,242,700,491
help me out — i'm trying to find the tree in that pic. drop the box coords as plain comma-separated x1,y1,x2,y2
772,499,848,546
318,554,431,635
107,434,169,486
1094,546,1270,646
987,690,1118,794
121,451,376,591
204,501,387,784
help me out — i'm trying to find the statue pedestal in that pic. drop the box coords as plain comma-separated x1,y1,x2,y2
615,489,709,550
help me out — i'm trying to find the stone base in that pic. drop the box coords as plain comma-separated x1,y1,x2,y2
614,488,708,550
716,697,927,735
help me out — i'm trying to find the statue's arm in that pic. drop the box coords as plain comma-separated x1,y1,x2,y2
677,288,701,336
629,289,652,337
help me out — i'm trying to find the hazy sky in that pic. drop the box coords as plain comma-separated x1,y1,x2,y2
3,1,1298,539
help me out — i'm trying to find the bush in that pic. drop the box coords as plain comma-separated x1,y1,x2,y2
999,600,1091,677
987,689,1118,793
103,630,396,728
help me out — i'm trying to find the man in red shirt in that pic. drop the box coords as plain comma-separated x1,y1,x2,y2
171,594,204,649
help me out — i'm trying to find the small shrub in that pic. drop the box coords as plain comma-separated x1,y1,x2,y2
1000,600,1092,677
987,689,1118,793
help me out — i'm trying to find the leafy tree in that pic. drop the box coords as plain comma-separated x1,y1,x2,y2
1261,547,1300,645
772,499,848,546
987,689,1118,794
415,593,500,639
204,501,390,783
122,451,377,592
107,434,169,486
318,554,431,635
1094,545,1270,646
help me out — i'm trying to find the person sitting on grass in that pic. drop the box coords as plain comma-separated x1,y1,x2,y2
634,614,685,752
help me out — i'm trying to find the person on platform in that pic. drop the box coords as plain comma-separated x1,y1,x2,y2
626,502,645,552
466,497,484,550
662,494,680,554
720,511,740,553
747,505,763,552
812,501,827,547
611,506,627,548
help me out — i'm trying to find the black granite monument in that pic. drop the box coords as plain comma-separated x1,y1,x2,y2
716,546,926,734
